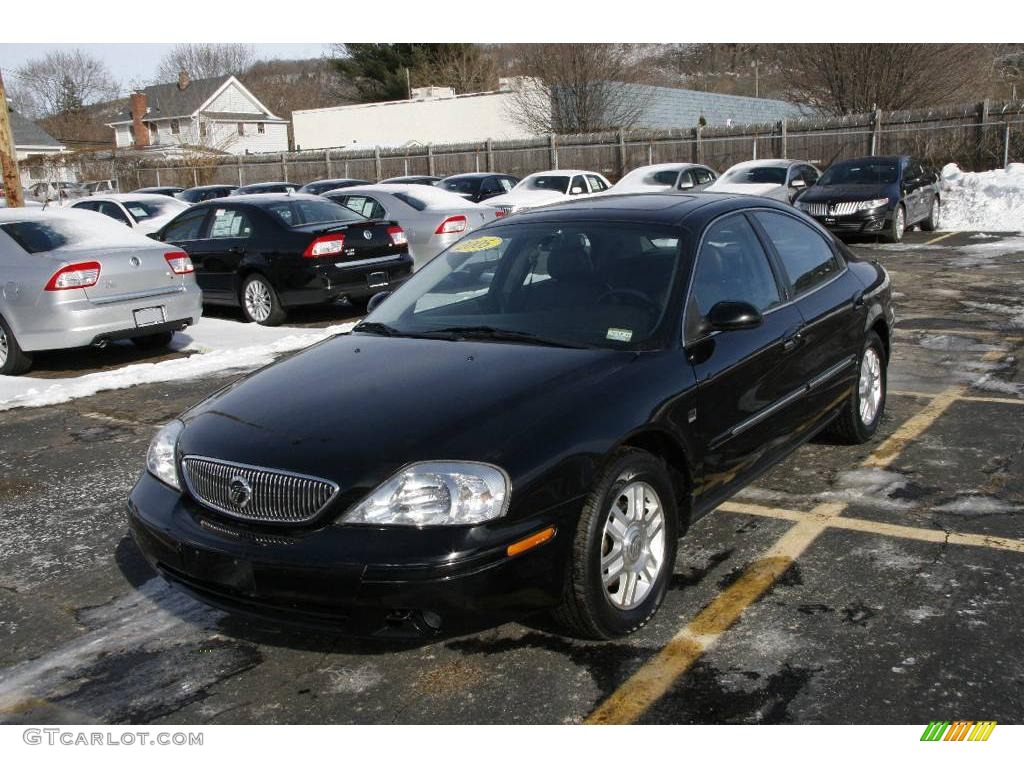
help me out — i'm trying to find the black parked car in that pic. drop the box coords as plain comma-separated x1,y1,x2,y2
381,175,442,186
298,178,372,195
797,155,940,243
153,193,413,324
132,186,185,197
130,193,893,638
178,185,238,204
232,181,300,196
440,172,520,203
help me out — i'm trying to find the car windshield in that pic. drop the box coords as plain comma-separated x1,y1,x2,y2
720,166,788,185
442,178,480,195
123,199,182,220
265,198,365,226
818,161,899,185
527,175,571,193
362,222,684,350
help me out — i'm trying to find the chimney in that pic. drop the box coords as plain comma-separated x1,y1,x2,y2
178,69,190,91
130,91,149,149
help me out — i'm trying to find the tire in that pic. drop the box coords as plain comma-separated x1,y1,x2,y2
130,331,174,350
826,331,887,444
0,314,33,376
240,274,287,326
883,204,906,243
553,448,679,639
920,196,940,232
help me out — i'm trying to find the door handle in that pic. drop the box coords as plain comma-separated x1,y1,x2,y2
852,293,865,310
228,246,244,255
783,332,803,352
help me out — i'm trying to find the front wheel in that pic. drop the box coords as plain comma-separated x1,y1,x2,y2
0,315,33,376
827,331,887,444
241,274,287,326
553,449,678,639
920,196,941,232
884,205,906,243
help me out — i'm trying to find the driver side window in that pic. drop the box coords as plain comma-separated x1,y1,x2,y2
687,215,782,338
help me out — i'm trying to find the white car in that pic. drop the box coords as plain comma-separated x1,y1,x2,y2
706,159,821,204
70,193,190,235
483,170,612,216
608,163,718,194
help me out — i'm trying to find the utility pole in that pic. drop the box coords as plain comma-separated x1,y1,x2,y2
0,68,25,208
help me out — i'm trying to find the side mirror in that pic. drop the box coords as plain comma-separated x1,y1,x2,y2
705,301,763,332
366,291,391,313
570,186,584,195
789,178,807,189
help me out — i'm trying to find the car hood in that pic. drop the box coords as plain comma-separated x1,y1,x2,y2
799,183,894,203
706,182,783,196
484,189,565,208
178,332,630,497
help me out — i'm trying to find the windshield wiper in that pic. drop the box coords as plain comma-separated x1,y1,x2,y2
422,325,589,349
352,321,404,337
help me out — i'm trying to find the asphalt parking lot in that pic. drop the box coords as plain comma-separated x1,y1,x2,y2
1,228,1023,725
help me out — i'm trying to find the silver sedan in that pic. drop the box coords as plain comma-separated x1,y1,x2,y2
0,208,203,375
323,184,499,269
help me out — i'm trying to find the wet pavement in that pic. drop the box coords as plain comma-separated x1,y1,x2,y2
1,228,1022,725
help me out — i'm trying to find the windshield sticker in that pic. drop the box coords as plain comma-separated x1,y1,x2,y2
606,328,633,342
453,235,503,253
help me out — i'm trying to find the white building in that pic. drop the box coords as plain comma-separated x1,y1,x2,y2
8,108,72,188
292,81,544,151
108,72,289,156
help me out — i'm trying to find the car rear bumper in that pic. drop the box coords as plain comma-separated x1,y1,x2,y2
15,285,203,352
280,254,414,307
126,471,577,636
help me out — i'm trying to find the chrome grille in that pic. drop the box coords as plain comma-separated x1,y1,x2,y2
181,456,338,524
803,201,859,217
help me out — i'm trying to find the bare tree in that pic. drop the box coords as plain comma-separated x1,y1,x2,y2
505,44,650,135
416,45,499,94
155,44,256,83
775,44,995,115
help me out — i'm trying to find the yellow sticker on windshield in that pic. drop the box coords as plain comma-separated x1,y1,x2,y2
453,235,503,253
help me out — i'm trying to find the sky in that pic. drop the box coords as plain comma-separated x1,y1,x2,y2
0,44,329,91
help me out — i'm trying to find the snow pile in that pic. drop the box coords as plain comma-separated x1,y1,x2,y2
940,163,1024,231
0,317,356,412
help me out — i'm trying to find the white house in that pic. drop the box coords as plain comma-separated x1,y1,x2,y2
8,108,72,188
292,80,545,151
108,72,289,156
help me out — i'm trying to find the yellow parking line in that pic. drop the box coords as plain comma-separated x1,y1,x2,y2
586,384,965,724
891,389,1024,406
922,232,958,245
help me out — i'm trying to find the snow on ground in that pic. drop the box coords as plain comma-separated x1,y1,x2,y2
0,317,356,413
940,163,1024,231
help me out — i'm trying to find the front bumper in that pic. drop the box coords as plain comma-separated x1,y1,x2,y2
804,207,892,236
127,471,578,635
16,285,202,353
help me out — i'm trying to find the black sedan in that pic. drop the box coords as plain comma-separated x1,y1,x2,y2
153,194,413,324
129,193,893,638
178,185,238,204
298,178,372,195
440,172,520,203
797,155,940,243
232,181,299,196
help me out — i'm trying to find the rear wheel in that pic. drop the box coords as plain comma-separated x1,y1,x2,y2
553,449,678,639
884,204,906,243
0,315,33,376
826,331,887,444
130,331,175,350
241,274,287,326
920,196,941,232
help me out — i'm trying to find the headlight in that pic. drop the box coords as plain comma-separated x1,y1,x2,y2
146,420,183,490
857,197,889,211
343,461,509,526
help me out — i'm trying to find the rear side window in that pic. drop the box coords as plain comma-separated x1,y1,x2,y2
587,175,608,192
265,199,363,226
690,215,782,323
164,209,209,241
340,195,385,219
754,212,840,295
209,209,253,238
97,201,131,225
0,221,68,253
693,168,715,185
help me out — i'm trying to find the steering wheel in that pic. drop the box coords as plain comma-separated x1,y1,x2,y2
598,289,660,322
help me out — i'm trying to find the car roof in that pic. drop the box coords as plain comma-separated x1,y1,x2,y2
528,169,602,177
726,159,803,170
239,181,293,189
830,155,906,165
194,192,322,208
78,193,183,203
301,178,365,184
442,172,513,180
185,184,237,191
498,191,796,226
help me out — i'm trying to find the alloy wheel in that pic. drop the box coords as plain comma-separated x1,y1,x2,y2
600,480,667,610
859,347,884,425
0,324,8,367
895,207,906,240
244,280,272,323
